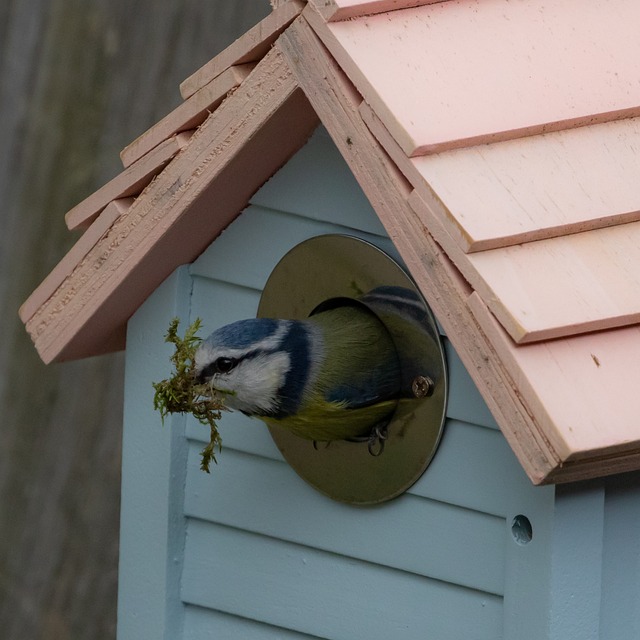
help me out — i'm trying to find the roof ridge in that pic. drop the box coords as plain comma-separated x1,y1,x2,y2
180,0,305,99
310,0,448,22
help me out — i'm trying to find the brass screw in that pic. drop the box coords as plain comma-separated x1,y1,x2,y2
412,375,435,398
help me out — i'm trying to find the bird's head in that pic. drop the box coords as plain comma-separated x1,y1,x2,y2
194,303,402,436
194,318,314,418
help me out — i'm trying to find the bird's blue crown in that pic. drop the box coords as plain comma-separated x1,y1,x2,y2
204,318,286,350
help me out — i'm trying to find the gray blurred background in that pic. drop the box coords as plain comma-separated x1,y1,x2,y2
0,1,269,637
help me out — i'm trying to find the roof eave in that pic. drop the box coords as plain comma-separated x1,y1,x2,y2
21,46,319,363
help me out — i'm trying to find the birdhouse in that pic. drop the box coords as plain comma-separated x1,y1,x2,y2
20,1,640,638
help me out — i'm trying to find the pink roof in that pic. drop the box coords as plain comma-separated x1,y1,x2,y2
19,0,640,484
316,0,640,156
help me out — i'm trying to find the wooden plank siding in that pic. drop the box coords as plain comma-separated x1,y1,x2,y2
146,127,554,638
599,472,640,637
183,605,322,639
184,444,507,596
182,519,503,639
119,266,193,640
124,275,640,639
121,124,640,640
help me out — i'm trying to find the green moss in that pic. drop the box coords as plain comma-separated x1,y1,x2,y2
152,318,227,473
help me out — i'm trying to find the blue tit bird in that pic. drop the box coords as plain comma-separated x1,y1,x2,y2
194,303,401,442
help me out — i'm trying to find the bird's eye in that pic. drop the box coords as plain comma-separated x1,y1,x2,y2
214,357,237,374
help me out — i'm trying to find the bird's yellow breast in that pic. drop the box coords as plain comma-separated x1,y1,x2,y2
260,398,397,442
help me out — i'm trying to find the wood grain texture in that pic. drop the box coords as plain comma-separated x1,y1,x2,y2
375,112,640,252
468,222,640,343
185,445,506,595
362,104,640,252
397,217,561,483
311,0,446,21
120,65,254,168
26,47,318,364
443,339,497,430
547,485,606,639
599,473,640,637
306,0,640,155
20,198,133,323
179,0,305,98
276,18,561,482
250,125,388,235
183,606,321,640
65,132,192,231
190,204,392,291
182,519,503,639
409,190,640,343
468,293,640,476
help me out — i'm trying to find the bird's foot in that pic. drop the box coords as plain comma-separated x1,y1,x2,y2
367,423,388,457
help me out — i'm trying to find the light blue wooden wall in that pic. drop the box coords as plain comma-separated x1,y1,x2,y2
119,127,640,639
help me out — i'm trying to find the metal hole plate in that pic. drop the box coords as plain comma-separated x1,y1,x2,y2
257,235,447,505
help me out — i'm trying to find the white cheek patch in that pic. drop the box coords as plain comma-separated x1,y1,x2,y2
215,351,291,415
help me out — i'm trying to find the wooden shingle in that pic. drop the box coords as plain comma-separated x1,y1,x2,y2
308,0,640,155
